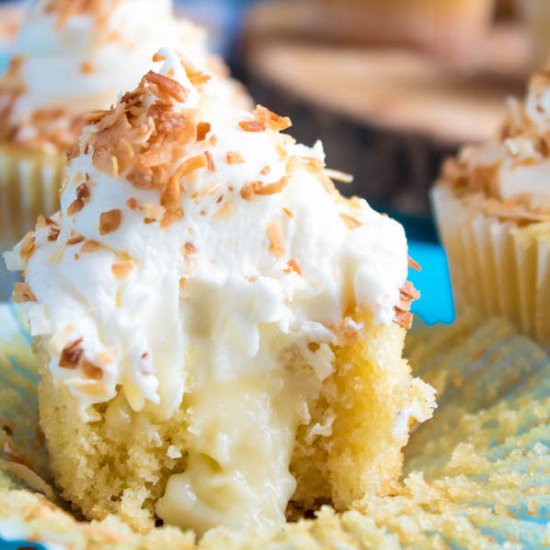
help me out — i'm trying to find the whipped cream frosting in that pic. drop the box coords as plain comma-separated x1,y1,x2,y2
6,49,410,533
0,0,209,148
440,71,550,211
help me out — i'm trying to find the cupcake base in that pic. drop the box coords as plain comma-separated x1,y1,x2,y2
36,315,434,532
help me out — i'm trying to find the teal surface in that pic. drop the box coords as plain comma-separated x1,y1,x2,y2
408,240,455,325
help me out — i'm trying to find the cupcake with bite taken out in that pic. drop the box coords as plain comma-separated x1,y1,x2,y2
433,68,550,349
5,47,435,534
0,0,240,259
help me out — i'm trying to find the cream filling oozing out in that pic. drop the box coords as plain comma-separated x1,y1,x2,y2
154,289,335,533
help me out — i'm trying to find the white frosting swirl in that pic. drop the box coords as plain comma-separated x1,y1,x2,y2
6,49,409,533
448,72,550,203
7,0,208,141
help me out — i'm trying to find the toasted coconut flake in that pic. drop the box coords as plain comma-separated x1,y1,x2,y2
152,52,166,63
394,309,414,330
81,359,103,380
253,176,289,196
253,105,292,132
76,182,90,202
113,139,135,173
47,226,61,242
127,165,155,189
176,154,208,178
127,198,139,210
303,156,324,173
325,168,353,183
400,281,420,303
215,202,234,220
226,151,244,164
66,234,85,246
144,70,189,103
160,176,183,226
112,260,134,280
266,221,285,257
81,61,95,75
161,209,183,228
177,56,211,87
183,242,198,254
196,122,211,142
239,120,266,133
81,240,102,253
393,281,420,330
285,259,302,275
67,142,81,160
93,149,119,177
99,209,122,235
59,338,84,369
282,207,294,218
408,257,422,272
67,198,85,216
240,184,255,201
340,213,363,230
19,233,36,262
84,110,111,126
12,282,36,304
205,151,216,172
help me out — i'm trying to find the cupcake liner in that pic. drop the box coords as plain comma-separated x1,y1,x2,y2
405,314,550,471
0,305,549,548
432,184,550,350
0,144,64,301
0,144,64,250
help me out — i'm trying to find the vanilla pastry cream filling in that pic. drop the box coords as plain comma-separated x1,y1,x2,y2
6,49,410,532
3,0,208,144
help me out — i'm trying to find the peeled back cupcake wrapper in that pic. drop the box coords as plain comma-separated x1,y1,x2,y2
432,184,550,350
0,145,63,249
0,304,548,549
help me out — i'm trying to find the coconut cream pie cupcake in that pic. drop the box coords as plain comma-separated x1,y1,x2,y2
0,0,223,253
433,69,550,349
5,48,435,534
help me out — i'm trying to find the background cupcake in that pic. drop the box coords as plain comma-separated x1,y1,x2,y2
432,69,550,349
0,0,211,279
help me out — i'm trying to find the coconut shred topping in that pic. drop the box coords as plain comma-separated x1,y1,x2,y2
439,70,550,223
0,0,209,149
6,49,413,532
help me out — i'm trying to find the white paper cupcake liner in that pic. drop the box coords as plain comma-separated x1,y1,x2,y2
0,305,548,548
0,144,64,301
432,184,550,350
0,144,63,250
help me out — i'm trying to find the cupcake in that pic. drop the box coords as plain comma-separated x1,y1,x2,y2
5,48,436,534
0,0,219,257
432,69,550,349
